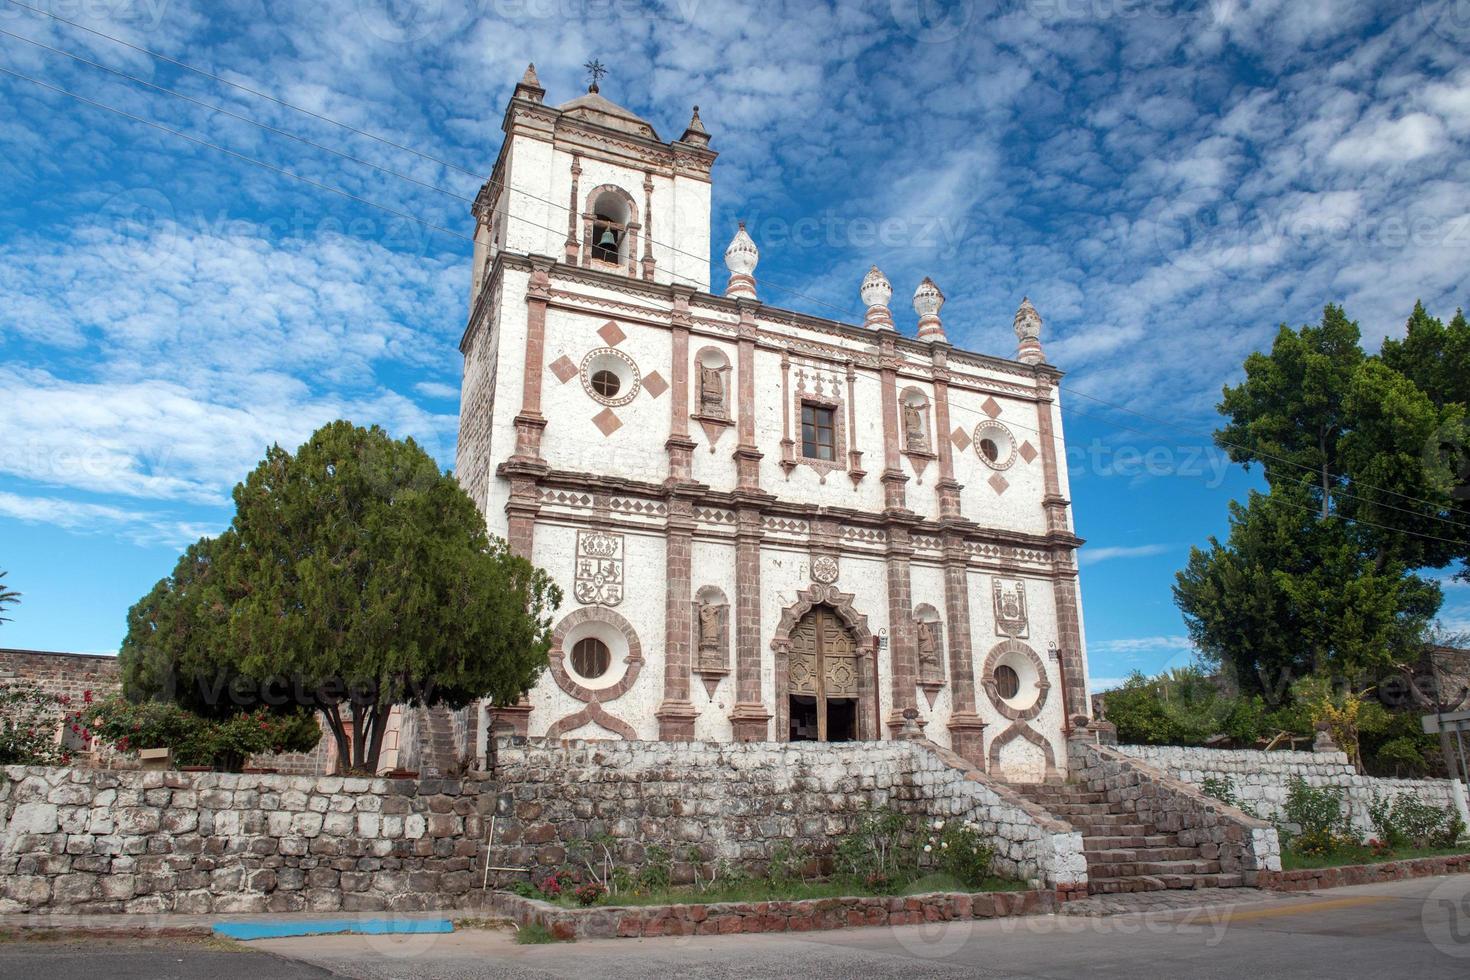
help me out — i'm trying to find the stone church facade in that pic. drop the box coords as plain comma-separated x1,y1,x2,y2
455,67,1091,780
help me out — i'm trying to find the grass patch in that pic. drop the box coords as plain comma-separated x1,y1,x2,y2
514,923,568,944
1281,844,1470,871
527,874,1030,909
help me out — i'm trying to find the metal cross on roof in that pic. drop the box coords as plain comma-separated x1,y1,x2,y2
584,59,607,91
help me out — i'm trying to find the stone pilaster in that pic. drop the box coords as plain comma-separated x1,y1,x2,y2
1034,372,1088,724
657,495,698,740
884,524,919,736
931,347,963,521
511,255,555,464
733,301,763,491
941,537,985,766
878,335,909,512
730,505,771,740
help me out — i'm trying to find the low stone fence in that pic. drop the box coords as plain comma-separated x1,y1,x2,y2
1115,745,1470,838
1068,741,1281,882
1259,852,1470,892
0,766,493,915
489,738,1087,892
487,886,1055,940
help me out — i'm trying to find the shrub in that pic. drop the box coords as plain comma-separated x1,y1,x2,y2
1103,668,1268,746
764,841,802,888
1281,777,1355,854
1368,792,1466,850
1200,775,1259,817
925,818,995,889
82,695,320,770
0,684,87,766
573,881,605,906
833,806,911,890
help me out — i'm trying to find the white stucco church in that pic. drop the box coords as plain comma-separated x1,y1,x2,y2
454,66,1092,780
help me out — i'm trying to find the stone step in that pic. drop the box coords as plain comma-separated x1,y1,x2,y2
1087,875,1169,895
1069,821,1154,837
1017,790,1109,805
1083,834,1178,850
1040,802,1125,816
1087,859,1223,879
1083,847,1200,863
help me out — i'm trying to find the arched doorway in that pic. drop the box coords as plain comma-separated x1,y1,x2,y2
787,606,859,742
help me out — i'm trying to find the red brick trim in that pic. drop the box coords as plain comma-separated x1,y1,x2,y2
980,639,1051,722
546,607,644,704
544,702,639,740
1259,853,1470,891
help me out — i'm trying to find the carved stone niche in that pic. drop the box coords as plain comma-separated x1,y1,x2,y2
692,585,731,698
914,603,945,707
900,387,936,482
691,346,734,452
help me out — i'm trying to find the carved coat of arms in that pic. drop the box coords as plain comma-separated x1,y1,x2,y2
574,530,624,606
993,578,1029,638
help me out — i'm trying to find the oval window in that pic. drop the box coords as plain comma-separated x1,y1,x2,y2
571,637,612,679
994,664,1021,700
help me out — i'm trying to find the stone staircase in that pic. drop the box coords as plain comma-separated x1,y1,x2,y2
1015,780,1245,895
416,704,465,776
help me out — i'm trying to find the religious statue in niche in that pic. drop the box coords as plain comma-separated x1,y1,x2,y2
699,363,726,417
574,530,624,606
993,578,1029,638
693,588,731,696
913,607,946,702
903,402,928,453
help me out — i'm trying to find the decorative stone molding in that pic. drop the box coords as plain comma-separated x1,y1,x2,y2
545,702,639,740
580,183,641,278
992,577,1030,638
770,582,878,742
810,554,840,585
981,638,1050,723
973,419,1018,471
790,365,848,483
691,345,734,449
900,386,936,481
547,605,645,704
573,529,625,606
580,346,642,407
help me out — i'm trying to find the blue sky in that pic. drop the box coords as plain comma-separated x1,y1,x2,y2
1,0,1468,688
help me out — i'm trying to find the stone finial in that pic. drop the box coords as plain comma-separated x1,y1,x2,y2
1014,296,1044,365
514,62,545,103
724,221,759,299
681,104,711,148
913,277,946,342
861,265,894,330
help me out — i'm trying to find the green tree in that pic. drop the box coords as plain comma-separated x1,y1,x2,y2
122,421,561,773
0,570,19,624
1174,485,1440,699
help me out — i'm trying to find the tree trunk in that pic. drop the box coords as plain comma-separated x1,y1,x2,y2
323,702,352,775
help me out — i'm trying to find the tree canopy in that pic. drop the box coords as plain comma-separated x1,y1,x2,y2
0,570,19,624
1177,303,1470,693
121,421,562,772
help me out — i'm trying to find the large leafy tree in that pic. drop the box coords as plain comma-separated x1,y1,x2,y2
0,570,19,624
122,421,561,772
1178,303,1468,691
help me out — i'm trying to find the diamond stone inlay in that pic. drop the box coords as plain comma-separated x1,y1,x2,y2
597,320,626,346
988,473,1009,495
1018,440,1037,464
981,396,1002,418
950,427,971,452
592,407,622,436
643,370,668,399
549,355,578,383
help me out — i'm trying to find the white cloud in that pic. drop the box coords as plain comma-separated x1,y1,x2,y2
1080,544,1173,566
1326,112,1448,168
1089,636,1198,656
0,490,219,549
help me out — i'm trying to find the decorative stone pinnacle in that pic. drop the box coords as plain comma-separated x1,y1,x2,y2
913,277,946,342
521,63,540,86
861,265,894,330
681,104,711,147
514,62,545,103
724,222,759,299
1014,296,1044,365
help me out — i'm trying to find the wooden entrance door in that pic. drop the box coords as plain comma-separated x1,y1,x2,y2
788,606,858,741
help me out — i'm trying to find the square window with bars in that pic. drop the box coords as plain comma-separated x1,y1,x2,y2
801,402,837,461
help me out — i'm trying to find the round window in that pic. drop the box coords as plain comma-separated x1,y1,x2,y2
571,637,611,679
994,664,1020,700
590,370,621,399
972,420,1017,470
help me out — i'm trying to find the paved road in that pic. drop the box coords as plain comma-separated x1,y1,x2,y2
5,877,1469,978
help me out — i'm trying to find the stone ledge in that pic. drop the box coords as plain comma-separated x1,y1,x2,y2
487,887,1058,940
1259,852,1470,892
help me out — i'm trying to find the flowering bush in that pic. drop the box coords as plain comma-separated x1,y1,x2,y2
82,695,320,771
922,818,996,889
534,869,578,900
0,683,88,766
574,881,606,906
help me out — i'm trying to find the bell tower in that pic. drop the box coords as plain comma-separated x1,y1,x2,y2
469,64,717,306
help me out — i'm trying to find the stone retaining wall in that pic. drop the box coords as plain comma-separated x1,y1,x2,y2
1259,852,1470,891
1068,740,1282,881
1115,744,1470,838
489,737,1086,890
487,887,1055,940
0,766,493,915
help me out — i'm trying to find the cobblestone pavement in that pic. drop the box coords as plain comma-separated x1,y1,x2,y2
1057,886,1289,916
